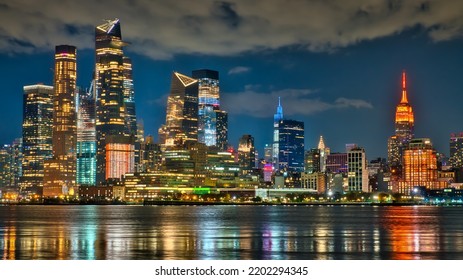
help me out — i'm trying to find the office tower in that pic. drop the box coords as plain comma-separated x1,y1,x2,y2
192,69,228,150
20,85,53,194
326,153,348,174
238,134,256,175
139,136,162,172
305,148,320,173
272,97,284,168
123,57,137,136
158,72,198,146
397,138,446,194
76,86,96,186
43,45,78,197
388,71,414,168
0,145,12,188
450,133,463,168
264,144,272,163
318,136,330,172
95,19,134,183
347,147,369,192
278,119,305,172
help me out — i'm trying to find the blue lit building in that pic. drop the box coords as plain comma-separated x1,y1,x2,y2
278,119,305,172
77,86,96,185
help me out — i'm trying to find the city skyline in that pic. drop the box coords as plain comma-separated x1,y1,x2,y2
2,1,463,158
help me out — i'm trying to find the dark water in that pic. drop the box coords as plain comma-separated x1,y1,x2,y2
1,205,463,260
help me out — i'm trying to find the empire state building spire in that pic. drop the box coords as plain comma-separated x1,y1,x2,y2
400,71,408,104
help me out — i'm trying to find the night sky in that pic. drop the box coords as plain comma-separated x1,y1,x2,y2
1,0,463,158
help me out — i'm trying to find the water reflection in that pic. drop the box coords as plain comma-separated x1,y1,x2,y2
1,205,463,259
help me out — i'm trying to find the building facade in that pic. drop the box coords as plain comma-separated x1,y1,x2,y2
238,134,256,175
347,147,369,192
43,45,77,197
278,119,304,172
450,133,463,168
20,85,54,194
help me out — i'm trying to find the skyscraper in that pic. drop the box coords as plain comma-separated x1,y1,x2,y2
95,19,134,183
318,135,330,172
278,119,305,172
397,138,445,194
123,56,137,136
20,84,53,194
450,133,463,168
76,85,96,186
43,45,77,197
238,134,256,175
388,71,414,169
347,147,369,193
192,69,228,150
158,72,199,146
273,97,284,168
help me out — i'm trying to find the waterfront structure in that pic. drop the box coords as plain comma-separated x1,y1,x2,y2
238,134,256,175
347,147,369,192
450,133,463,168
272,97,284,169
158,72,199,146
43,45,77,197
20,84,53,194
278,119,305,172
388,71,414,170
193,69,228,150
305,148,321,173
76,86,96,186
95,19,134,183
397,138,446,194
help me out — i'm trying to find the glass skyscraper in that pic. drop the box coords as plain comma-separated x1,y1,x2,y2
43,45,77,197
192,69,228,150
20,84,53,194
95,19,134,183
158,72,199,146
278,119,305,172
77,85,96,186
273,97,283,169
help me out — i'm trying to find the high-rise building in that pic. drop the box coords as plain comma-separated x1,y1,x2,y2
238,134,256,175
347,147,369,192
0,145,12,188
158,72,199,146
326,153,348,174
272,97,284,168
76,85,96,186
278,119,304,172
450,133,463,168
304,148,320,173
43,45,78,197
20,85,53,194
123,56,137,136
95,19,134,183
264,144,273,163
397,138,446,194
388,71,414,169
318,136,330,172
193,69,227,149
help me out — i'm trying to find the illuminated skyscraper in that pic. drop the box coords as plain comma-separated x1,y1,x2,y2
192,69,228,150
347,147,369,192
158,72,199,146
388,71,414,169
95,19,134,183
278,119,304,172
76,85,96,186
318,135,330,172
123,56,137,136
238,134,256,175
273,97,284,168
450,133,463,168
20,84,53,194
397,138,446,194
305,148,320,173
43,45,78,197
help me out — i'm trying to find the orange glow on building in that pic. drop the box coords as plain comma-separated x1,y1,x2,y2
105,142,134,180
395,71,414,126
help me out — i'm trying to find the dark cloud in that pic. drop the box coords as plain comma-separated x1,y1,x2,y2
0,0,462,58
222,87,373,118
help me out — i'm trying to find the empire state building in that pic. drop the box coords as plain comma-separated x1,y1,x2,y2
388,71,415,170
